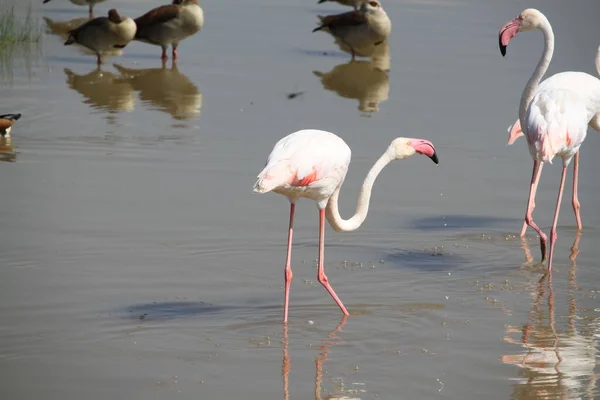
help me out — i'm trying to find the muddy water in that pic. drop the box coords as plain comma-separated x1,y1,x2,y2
1,0,599,399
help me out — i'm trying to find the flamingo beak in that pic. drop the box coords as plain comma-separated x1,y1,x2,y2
411,139,439,164
499,18,521,56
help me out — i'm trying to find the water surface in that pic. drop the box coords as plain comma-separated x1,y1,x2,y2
1,0,599,399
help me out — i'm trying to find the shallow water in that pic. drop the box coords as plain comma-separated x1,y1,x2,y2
1,0,599,399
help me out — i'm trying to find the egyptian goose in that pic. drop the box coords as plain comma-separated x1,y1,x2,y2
64,9,136,64
0,114,21,137
313,0,391,60
134,0,204,61
42,0,108,18
317,0,366,10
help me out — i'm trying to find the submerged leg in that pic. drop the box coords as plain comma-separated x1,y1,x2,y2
572,152,582,230
317,209,349,316
522,160,547,260
283,203,295,322
547,166,568,271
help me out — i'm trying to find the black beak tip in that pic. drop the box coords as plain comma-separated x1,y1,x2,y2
430,152,439,165
500,45,507,57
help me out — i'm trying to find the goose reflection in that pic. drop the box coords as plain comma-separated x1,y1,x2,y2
64,66,135,113
282,316,364,400
0,136,16,163
501,233,599,399
113,62,202,121
44,16,124,60
314,41,390,113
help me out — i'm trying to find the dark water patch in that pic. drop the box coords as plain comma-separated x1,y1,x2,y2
384,248,470,271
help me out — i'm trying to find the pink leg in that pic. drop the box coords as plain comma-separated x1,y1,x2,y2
317,209,349,316
522,161,548,260
172,44,178,61
547,166,568,271
161,47,168,61
572,152,582,230
283,203,295,323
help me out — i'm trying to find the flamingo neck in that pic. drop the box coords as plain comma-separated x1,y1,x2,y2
325,151,394,232
519,18,554,126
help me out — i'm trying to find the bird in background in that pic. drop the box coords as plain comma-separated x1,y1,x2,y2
133,0,204,62
42,0,108,18
505,46,600,237
313,0,391,61
317,0,366,10
64,8,137,65
499,8,600,270
253,129,438,322
0,114,22,137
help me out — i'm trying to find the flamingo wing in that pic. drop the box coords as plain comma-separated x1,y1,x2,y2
254,130,351,193
525,88,589,164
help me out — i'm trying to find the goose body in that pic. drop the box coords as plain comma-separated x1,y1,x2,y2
64,9,136,64
134,0,204,61
313,0,391,59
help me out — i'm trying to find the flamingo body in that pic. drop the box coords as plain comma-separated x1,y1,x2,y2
254,129,438,321
254,130,351,208
525,88,590,164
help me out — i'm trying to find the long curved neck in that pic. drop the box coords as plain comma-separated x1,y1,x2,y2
519,19,554,124
325,150,394,232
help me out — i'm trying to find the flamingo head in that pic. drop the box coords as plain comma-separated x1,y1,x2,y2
389,138,439,164
499,9,546,56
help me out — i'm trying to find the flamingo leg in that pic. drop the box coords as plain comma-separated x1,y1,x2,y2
317,209,349,316
88,4,93,18
572,152,582,230
283,203,295,322
161,47,168,61
522,160,548,260
547,166,568,271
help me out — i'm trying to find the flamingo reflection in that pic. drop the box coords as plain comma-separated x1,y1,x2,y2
501,233,599,399
283,315,363,400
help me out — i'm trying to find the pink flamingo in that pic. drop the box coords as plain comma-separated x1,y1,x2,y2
253,129,438,321
506,46,600,237
499,9,600,269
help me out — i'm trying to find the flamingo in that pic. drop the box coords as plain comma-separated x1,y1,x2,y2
253,129,439,321
506,46,600,238
499,9,600,269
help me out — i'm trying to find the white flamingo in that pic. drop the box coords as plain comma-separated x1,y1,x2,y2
506,46,600,237
253,129,438,321
499,8,600,269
